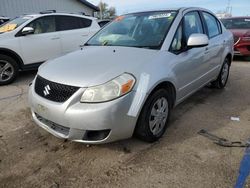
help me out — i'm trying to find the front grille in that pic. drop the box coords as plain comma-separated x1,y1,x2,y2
234,36,240,44
35,113,70,136
35,75,79,103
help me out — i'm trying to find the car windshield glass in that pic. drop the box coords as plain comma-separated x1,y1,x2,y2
87,11,177,49
221,18,250,29
0,17,30,33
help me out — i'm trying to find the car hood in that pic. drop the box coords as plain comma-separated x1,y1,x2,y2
229,29,250,37
0,31,12,37
38,46,158,87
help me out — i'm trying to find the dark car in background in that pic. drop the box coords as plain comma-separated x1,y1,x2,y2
221,17,250,56
0,16,9,25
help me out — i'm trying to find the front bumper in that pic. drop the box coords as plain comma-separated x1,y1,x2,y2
28,83,138,144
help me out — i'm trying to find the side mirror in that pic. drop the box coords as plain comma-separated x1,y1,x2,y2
187,34,209,48
21,27,34,35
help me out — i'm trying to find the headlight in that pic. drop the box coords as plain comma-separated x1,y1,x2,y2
80,73,136,103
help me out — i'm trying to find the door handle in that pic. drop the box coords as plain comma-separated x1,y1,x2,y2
204,47,209,54
51,37,60,40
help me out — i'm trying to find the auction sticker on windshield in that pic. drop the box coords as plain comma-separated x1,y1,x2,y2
149,13,172,19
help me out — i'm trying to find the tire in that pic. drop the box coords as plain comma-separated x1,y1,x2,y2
211,58,230,89
0,55,19,86
134,89,172,143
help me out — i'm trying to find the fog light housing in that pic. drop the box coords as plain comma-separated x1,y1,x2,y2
83,129,111,141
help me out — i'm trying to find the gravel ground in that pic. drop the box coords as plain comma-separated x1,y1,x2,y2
0,57,250,188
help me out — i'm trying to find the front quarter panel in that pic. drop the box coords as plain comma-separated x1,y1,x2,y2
128,51,177,118
0,32,23,59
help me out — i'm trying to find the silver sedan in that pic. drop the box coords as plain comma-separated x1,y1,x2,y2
28,7,233,144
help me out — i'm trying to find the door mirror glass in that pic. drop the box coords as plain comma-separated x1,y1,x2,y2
187,33,209,48
22,27,34,35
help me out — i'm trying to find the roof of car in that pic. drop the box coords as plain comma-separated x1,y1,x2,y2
21,13,97,20
0,16,9,19
124,7,212,15
221,16,250,20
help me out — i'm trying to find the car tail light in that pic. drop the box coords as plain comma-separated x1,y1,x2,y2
242,37,250,41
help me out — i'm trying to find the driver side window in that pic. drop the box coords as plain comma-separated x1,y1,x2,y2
170,11,204,53
27,16,56,34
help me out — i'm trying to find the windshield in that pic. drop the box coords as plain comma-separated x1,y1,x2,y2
0,17,30,33
221,18,250,29
87,11,177,49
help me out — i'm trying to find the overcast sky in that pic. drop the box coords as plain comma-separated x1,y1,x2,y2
89,0,250,16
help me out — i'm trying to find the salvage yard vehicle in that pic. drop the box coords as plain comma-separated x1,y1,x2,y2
221,17,250,56
29,7,234,144
0,11,100,85
0,16,9,25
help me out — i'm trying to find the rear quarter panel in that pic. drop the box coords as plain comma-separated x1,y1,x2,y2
221,25,234,62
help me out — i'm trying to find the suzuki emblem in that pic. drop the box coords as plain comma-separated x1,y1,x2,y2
43,85,51,96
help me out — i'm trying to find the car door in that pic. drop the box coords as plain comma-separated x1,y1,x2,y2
56,15,92,54
201,12,224,78
19,16,61,65
170,11,210,101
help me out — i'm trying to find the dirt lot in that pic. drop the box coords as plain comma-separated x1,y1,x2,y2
0,57,250,188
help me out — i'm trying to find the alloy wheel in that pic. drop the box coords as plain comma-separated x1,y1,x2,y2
221,62,229,85
149,97,169,136
0,60,14,82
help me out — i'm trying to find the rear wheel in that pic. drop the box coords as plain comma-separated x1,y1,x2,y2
211,58,230,89
0,55,18,85
134,89,172,142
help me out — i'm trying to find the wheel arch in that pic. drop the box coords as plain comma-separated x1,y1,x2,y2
134,80,177,128
148,81,177,109
225,53,233,66
0,48,24,70
133,80,177,141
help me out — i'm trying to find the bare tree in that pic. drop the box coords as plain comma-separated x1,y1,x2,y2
108,7,116,18
97,1,117,19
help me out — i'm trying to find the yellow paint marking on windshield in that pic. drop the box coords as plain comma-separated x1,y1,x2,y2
0,24,17,33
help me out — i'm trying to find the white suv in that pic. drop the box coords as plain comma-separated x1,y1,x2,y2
0,12,100,85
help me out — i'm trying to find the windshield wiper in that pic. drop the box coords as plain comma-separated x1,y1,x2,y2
102,40,110,46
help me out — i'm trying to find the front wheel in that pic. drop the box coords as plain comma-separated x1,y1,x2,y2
211,58,230,89
134,89,171,143
0,55,19,86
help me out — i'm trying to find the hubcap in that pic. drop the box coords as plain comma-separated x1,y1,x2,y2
0,60,14,82
149,97,168,136
221,62,229,85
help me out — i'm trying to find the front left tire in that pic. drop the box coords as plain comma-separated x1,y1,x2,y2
134,89,172,143
0,55,19,86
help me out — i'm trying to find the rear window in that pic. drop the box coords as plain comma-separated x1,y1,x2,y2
56,16,92,31
221,18,250,29
202,12,221,38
